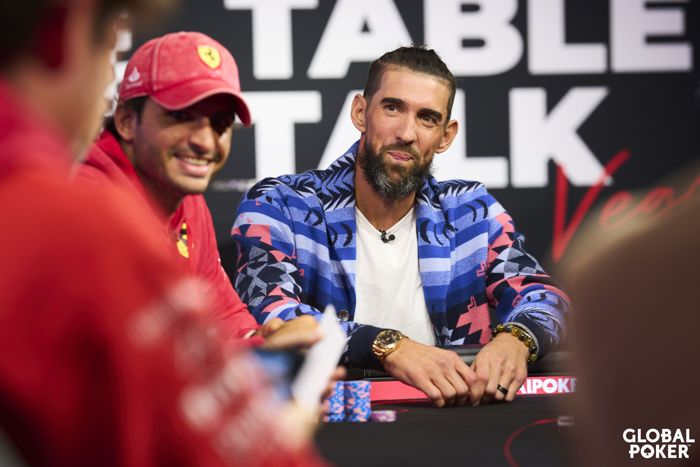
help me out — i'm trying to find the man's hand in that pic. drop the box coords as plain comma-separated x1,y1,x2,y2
259,315,321,351
469,333,529,404
383,339,478,408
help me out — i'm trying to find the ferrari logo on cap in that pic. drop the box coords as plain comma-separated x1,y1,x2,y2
197,45,221,69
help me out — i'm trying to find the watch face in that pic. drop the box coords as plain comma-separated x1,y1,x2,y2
378,330,401,346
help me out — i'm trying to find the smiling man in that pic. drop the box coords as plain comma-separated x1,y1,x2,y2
233,46,571,407
78,31,318,348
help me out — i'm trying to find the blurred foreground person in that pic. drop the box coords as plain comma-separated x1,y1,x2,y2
565,180,699,466
0,1,323,466
77,31,319,349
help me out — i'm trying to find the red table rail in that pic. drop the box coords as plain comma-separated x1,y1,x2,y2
370,375,577,403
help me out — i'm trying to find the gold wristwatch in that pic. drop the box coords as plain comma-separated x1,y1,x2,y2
372,329,406,366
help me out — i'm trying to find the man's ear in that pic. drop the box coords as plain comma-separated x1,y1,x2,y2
350,94,367,133
113,103,138,142
435,119,459,154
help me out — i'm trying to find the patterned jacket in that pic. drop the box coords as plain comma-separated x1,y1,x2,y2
232,142,570,369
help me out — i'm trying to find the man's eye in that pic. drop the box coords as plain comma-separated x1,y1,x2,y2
212,117,235,135
384,104,397,112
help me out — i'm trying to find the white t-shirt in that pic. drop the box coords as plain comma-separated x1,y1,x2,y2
353,207,436,346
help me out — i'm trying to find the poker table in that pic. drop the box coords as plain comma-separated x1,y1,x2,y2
315,348,575,467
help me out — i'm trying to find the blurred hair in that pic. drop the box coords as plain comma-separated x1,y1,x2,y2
363,45,457,122
0,0,173,70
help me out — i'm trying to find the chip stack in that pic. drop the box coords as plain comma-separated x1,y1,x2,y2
344,380,371,422
370,410,397,422
323,381,345,423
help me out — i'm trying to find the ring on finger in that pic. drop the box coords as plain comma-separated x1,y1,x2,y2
497,384,508,396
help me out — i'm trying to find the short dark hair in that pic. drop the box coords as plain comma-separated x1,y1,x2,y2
363,46,457,122
104,96,148,138
0,0,171,70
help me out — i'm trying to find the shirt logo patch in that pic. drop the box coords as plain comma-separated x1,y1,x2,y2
197,45,221,69
177,222,190,259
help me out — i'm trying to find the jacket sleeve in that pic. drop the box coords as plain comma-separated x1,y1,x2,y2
232,181,323,324
483,192,571,357
232,181,386,370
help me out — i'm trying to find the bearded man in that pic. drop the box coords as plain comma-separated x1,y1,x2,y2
233,46,571,407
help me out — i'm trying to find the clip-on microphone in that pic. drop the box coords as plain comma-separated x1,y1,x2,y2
380,230,396,243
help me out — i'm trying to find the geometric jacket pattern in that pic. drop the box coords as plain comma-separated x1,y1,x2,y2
232,141,571,369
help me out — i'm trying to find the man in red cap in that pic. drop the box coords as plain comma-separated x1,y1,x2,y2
78,31,318,347
0,2,324,465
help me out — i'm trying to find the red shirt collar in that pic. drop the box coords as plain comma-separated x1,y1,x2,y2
89,129,187,235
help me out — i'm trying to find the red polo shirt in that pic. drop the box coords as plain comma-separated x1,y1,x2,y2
77,130,260,341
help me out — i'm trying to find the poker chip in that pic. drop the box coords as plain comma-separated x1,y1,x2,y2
344,381,371,422
370,410,397,422
322,413,345,423
323,382,345,423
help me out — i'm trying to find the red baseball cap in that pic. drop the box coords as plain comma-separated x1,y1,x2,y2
118,31,251,126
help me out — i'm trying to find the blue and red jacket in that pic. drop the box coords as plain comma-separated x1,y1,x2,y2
233,141,571,369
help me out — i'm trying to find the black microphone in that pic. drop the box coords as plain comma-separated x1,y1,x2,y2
380,230,396,243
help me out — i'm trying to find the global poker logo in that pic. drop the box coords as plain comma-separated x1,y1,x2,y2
623,429,695,460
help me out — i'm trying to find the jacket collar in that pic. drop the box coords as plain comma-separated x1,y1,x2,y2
320,140,447,225
317,142,452,312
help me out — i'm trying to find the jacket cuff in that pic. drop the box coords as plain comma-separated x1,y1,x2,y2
344,325,384,370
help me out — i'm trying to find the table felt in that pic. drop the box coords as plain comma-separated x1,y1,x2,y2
315,394,574,467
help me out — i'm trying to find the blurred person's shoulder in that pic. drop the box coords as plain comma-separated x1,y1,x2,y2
7,168,162,242
1,166,176,286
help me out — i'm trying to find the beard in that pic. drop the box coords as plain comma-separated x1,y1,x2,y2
358,142,433,201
